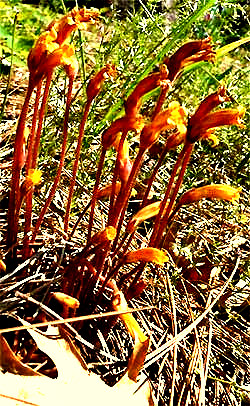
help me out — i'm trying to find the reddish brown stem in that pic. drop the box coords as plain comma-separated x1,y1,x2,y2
86,148,106,242
153,143,193,247
31,76,74,243
31,73,53,169
107,129,128,226
111,148,145,247
64,100,92,234
149,144,188,247
22,82,42,259
7,79,34,251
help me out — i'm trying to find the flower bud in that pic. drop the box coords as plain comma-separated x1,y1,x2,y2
178,184,241,206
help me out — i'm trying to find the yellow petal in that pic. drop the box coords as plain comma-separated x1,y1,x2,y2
27,169,42,186
124,247,168,265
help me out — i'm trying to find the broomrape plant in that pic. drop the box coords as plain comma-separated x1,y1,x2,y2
2,6,247,403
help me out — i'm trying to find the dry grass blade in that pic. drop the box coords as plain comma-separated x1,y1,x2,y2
143,256,240,369
0,306,155,335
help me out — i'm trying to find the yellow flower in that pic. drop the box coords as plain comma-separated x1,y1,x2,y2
140,101,187,149
51,292,80,310
0,259,6,272
126,201,161,234
27,169,42,186
178,184,241,206
91,226,117,245
123,247,168,265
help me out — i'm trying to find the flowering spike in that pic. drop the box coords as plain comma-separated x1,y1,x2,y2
49,7,99,46
164,37,215,81
189,87,229,127
178,184,241,206
123,248,168,265
28,7,98,84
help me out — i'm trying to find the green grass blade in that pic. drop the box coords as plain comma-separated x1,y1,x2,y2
216,36,250,58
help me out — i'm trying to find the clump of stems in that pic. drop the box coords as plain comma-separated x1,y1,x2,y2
6,9,245,313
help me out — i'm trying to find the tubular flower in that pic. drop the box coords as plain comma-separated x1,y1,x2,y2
112,292,148,342
90,226,117,245
123,247,168,265
86,64,116,102
188,106,245,143
178,184,241,206
126,201,161,234
28,7,98,83
125,65,170,117
140,101,187,150
102,115,144,150
97,182,121,199
0,259,6,272
35,44,78,81
189,87,229,127
48,7,99,46
51,292,80,310
164,37,215,82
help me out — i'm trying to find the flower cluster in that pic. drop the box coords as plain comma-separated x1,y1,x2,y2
28,7,99,83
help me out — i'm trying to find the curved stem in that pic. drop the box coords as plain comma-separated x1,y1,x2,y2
64,99,92,234
7,79,34,250
32,76,74,243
